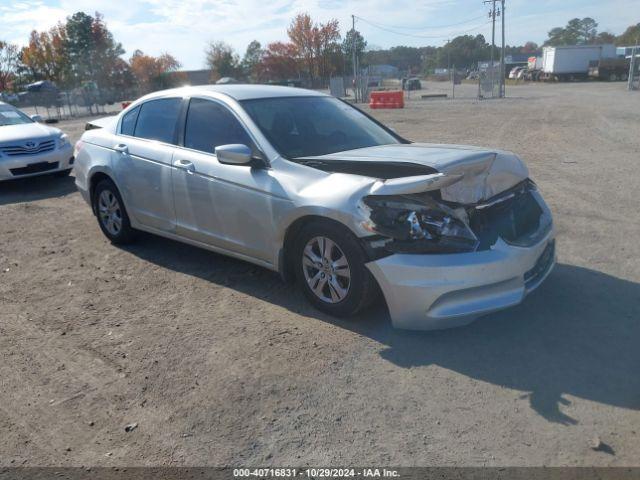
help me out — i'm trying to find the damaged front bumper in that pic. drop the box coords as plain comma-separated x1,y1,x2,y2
364,180,556,331
366,228,555,330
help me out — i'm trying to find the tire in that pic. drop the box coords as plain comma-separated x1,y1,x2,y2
53,168,72,177
92,179,136,244
293,220,377,318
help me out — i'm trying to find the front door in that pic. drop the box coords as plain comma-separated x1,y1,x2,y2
171,97,287,263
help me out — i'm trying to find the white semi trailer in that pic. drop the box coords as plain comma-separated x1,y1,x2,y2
541,44,617,81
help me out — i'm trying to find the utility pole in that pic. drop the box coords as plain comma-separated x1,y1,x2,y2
500,0,505,97
352,15,358,102
484,0,497,97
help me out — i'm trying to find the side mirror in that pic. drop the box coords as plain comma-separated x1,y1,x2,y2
30,114,43,122
215,144,254,166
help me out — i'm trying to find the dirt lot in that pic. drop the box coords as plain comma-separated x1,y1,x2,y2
1,81,639,467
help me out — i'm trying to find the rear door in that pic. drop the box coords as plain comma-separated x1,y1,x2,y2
171,97,284,263
112,98,182,232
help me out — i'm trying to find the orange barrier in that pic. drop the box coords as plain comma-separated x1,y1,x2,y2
369,90,404,109
121,101,132,109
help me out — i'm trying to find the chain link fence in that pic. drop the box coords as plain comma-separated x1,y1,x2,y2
478,65,500,99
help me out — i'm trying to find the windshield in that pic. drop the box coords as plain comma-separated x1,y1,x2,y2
240,96,401,158
0,105,33,126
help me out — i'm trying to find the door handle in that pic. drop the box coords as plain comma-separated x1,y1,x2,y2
114,144,128,154
175,159,195,173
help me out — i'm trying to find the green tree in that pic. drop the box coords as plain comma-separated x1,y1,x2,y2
241,40,263,80
363,46,423,73
545,18,599,46
616,23,640,45
436,35,490,70
595,32,616,44
64,12,125,88
205,41,240,80
342,29,366,72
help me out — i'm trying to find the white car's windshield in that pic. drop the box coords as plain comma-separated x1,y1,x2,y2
240,96,401,158
0,105,33,126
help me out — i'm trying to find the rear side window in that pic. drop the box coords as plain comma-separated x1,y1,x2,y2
120,105,140,136
133,98,181,144
184,98,252,154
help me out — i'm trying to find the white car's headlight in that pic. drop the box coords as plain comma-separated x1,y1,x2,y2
58,133,70,149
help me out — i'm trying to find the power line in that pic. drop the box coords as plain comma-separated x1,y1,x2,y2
355,16,492,40
354,14,486,31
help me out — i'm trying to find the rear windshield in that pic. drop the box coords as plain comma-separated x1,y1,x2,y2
240,96,400,158
0,105,33,126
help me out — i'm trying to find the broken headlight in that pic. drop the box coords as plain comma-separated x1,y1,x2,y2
360,195,479,254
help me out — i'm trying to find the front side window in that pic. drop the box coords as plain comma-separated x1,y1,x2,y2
0,105,33,126
240,96,401,158
184,98,253,154
133,98,181,144
120,105,140,136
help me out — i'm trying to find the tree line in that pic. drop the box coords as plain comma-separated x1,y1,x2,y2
0,12,182,96
1,11,638,96
204,16,640,83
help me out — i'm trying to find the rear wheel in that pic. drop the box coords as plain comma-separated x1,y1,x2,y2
293,220,377,318
92,179,136,244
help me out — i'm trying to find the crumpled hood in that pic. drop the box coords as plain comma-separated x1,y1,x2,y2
0,122,61,144
301,143,529,204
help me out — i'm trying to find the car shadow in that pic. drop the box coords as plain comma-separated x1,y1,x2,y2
123,234,640,425
0,174,76,206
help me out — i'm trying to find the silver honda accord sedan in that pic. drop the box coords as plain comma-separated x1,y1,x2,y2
74,85,555,330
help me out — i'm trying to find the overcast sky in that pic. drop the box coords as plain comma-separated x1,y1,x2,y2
1,0,637,69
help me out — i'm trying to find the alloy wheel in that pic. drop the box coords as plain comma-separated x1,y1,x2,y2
98,189,123,236
302,236,351,304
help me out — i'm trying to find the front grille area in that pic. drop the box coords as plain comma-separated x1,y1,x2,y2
10,161,59,176
469,180,550,249
525,240,555,289
0,139,56,157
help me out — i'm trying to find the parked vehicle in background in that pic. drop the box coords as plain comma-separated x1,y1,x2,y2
19,80,60,108
588,57,630,81
509,67,525,79
540,44,617,81
402,78,422,91
0,91,19,104
74,85,555,331
524,56,544,81
0,102,74,181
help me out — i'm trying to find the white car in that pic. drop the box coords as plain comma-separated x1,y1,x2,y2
0,102,74,181
509,67,525,79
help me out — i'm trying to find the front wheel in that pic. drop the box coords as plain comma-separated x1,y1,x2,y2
293,221,377,318
92,179,136,244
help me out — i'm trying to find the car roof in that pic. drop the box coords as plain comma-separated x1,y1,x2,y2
140,84,327,102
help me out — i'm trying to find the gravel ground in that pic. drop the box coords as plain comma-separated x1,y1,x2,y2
1,81,639,467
